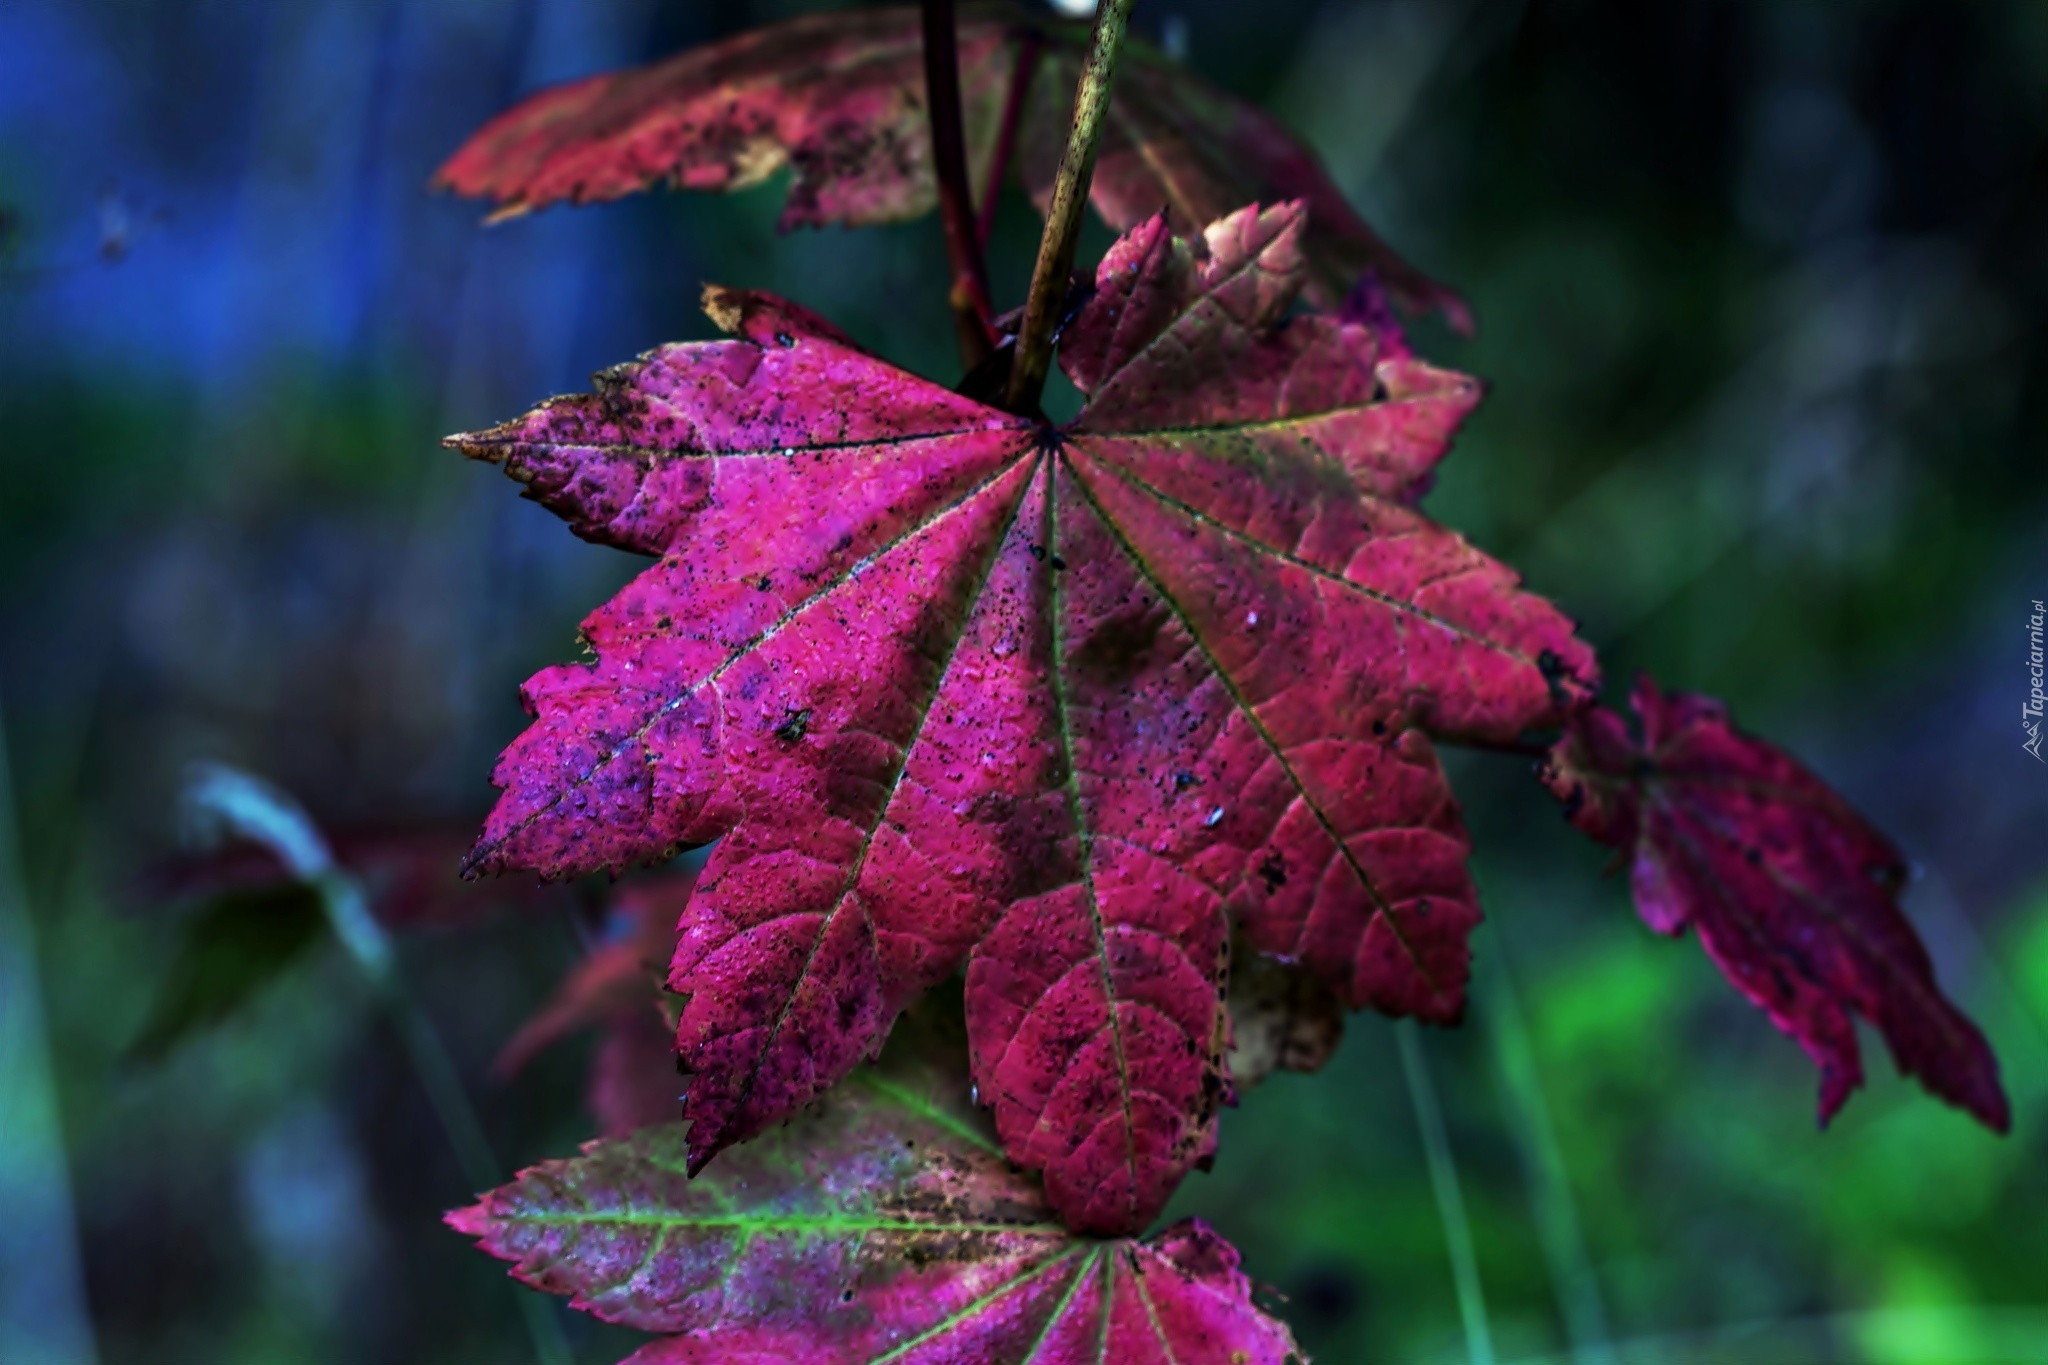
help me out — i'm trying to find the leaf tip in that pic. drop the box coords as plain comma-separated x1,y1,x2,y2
457,841,496,882
1440,291,1476,338
1935,1043,2014,1136
440,429,506,466
442,1201,490,1240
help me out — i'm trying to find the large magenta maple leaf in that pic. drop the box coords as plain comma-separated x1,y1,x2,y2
1540,675,2009,1132
434,1,1463,322
451,202,1592,1233
450,1021,1302,1364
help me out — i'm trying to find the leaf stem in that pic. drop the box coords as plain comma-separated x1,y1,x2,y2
179,764,573,1365
1399,1020,1498,1365
1440,734,1557,761
922,0,995,371
0,700,100,1365
1003,0,1136,414
976,32,1043,249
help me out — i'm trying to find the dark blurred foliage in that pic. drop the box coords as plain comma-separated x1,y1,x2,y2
2,1,2044,1362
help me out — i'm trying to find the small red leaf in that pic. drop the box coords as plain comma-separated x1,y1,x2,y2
435,3,1462,321
452,204,1592,1232
1540,675,2009,1132
448,1027,1302,1365
493,873,696,1136
492,873,696,1079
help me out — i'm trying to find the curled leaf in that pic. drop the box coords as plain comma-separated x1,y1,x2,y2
1540,675,2009,1132
144,820,559,928
448,1027,1303,1365
133,818,565,1062
450,203,1590,1232
1226,949,1344,1092
435,2,1462,320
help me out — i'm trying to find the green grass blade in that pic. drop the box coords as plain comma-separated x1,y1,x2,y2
1400,1019,1498,1365
1483,943,1616,1365
0,698,101,1365
181,763,573,1365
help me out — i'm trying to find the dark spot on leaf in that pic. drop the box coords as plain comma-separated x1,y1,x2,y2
773,709,811,743
1258,852,1287,890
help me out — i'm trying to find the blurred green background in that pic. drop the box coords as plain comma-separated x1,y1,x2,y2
2,1,2044,1362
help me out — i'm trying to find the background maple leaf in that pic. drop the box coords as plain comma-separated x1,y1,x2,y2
433,1,1465,322
1541,675,2010,1132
